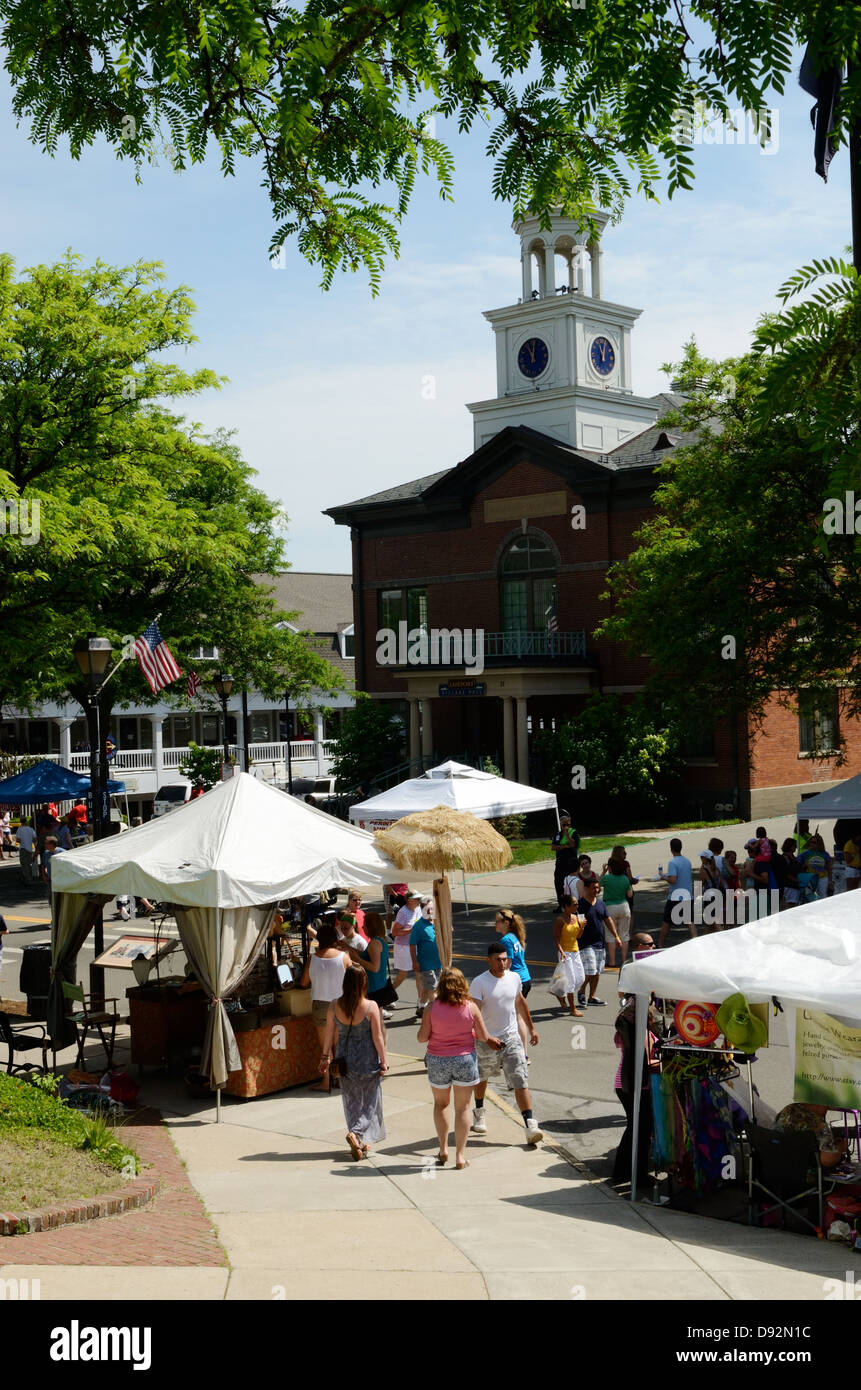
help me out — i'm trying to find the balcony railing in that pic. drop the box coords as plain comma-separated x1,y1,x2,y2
483,630,587,660
24,740,332,777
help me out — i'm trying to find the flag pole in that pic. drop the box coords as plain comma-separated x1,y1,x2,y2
849,60,861,275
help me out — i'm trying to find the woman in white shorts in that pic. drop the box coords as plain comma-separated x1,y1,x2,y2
391,890,421,989
599,847,634,967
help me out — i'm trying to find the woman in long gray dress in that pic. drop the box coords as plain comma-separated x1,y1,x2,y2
319,964,388,1160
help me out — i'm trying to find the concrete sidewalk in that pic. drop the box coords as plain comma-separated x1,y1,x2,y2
3,1047,857,1301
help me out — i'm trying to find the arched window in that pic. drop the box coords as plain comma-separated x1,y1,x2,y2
499,535,557,633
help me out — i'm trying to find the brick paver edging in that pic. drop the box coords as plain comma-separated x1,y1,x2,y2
0,1174,158,1235
0,1105,227,1265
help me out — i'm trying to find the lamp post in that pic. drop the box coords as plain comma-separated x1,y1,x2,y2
213,673,234,770
283,691,293,795
73,634,114,1000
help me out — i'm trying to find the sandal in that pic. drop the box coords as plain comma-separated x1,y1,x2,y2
347,1132,364,1161
436,1151,449,1166
455,1159,470,1170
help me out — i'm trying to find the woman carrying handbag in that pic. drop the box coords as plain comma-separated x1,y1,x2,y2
319,964,388,1161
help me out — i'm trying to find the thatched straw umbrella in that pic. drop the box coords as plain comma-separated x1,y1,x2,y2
373,806,512,967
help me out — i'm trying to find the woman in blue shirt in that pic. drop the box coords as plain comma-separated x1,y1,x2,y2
495,909,531,1053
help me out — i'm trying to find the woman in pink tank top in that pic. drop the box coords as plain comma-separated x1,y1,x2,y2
418,968,500,1169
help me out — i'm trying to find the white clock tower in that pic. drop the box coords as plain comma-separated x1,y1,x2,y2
467,210,658,453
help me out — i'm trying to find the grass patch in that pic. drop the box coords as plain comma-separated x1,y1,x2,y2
0,1133,125,1211
0,1072,139,1178
507,834,653,867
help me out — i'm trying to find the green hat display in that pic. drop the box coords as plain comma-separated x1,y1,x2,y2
716,992,767,1052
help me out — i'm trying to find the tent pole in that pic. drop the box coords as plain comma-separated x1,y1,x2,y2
630,991,647,1204
462,867,469,918
215,905,222,1124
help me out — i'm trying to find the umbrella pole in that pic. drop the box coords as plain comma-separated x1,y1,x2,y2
462,867,469,918
215,905,222,1125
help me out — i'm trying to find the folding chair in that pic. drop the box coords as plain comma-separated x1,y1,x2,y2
745,1123,832,1236
0,1010,50,1074
61,982,120,1070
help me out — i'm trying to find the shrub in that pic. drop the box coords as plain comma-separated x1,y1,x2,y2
0,1073,138,1175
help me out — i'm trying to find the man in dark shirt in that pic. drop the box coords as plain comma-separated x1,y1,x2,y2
577,873,622,1006
551,814,581,910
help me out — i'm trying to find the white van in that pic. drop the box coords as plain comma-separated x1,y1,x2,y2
152,782,192,818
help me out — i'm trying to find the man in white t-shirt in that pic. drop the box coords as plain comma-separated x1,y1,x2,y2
470,942,543,1145
659,837,694,946
563,852,592,903
16,819,39,885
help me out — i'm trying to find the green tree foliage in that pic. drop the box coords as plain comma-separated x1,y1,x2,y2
178,742,224,790
480,757,525,841
327,700,404,791
600,264,861,747
2,1,857,289
536,695,685,827
0,253,347,793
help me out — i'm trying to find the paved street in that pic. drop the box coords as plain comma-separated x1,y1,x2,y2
2,810,848,1302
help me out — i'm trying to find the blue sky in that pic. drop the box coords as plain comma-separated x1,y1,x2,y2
0,58,852,573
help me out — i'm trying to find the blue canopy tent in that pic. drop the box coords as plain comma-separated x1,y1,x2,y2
0,758,126,804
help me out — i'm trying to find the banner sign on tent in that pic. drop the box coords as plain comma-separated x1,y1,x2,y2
794,1008,861,1108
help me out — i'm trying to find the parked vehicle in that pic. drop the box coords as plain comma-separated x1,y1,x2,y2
305,776,338,805
152,782,192,818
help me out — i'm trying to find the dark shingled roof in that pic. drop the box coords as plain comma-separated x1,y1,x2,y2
254,571,355,677
332,467,454,511
608,392,723,465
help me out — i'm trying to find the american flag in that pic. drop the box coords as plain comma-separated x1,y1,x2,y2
187,671,201,699
132,622,182,694
545,602,558,634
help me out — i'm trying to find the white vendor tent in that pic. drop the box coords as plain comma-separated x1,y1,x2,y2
618,891,861,1198
349,759,558,828
797,772,861,824
50,774,399,1107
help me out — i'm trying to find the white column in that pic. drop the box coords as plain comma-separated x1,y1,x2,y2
576,244,587,293
55,717,73,767
148,714,164,787
502,698,515,780
543,243,555,297
515,697,529,784
421,699,433,761
521,250,532,300
409,698,420,763
589,242,603,299
314,709,326,774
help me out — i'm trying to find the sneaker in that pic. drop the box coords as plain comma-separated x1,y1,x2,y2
577,992,587,1006
471,1109,487,1135
588,998,606,1007
525,1118,544,1144
381,1009,394,1021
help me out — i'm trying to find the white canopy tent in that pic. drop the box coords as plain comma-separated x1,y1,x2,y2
618,892,861,1198
50,774,399,1113
797,772,861,824
349,759,558,827
349,759,558,913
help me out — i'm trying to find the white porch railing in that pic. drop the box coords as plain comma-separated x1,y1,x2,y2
18,740,333,778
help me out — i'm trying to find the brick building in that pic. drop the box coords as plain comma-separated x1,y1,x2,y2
327,211,861,819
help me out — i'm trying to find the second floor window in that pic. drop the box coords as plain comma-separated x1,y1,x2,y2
379,587,428,632
799,693,839,755
499,535,557,632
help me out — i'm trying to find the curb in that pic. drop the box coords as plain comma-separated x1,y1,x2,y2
0,1175,160,1236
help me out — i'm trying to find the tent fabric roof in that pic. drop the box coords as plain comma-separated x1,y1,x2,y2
348,759,557,826
619,892,861,1021
0,758,125,804
52,773,398,909
797,773,861,821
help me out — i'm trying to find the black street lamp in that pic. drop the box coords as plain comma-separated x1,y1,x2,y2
283,691,293,795
213,673,234,766
73,634,114,1001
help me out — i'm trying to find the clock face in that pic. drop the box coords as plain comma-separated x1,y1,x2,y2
517,336,549,379
590,336,616,376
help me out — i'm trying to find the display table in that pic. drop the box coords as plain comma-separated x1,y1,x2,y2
224,1015,321,1098
127,984,208,1070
